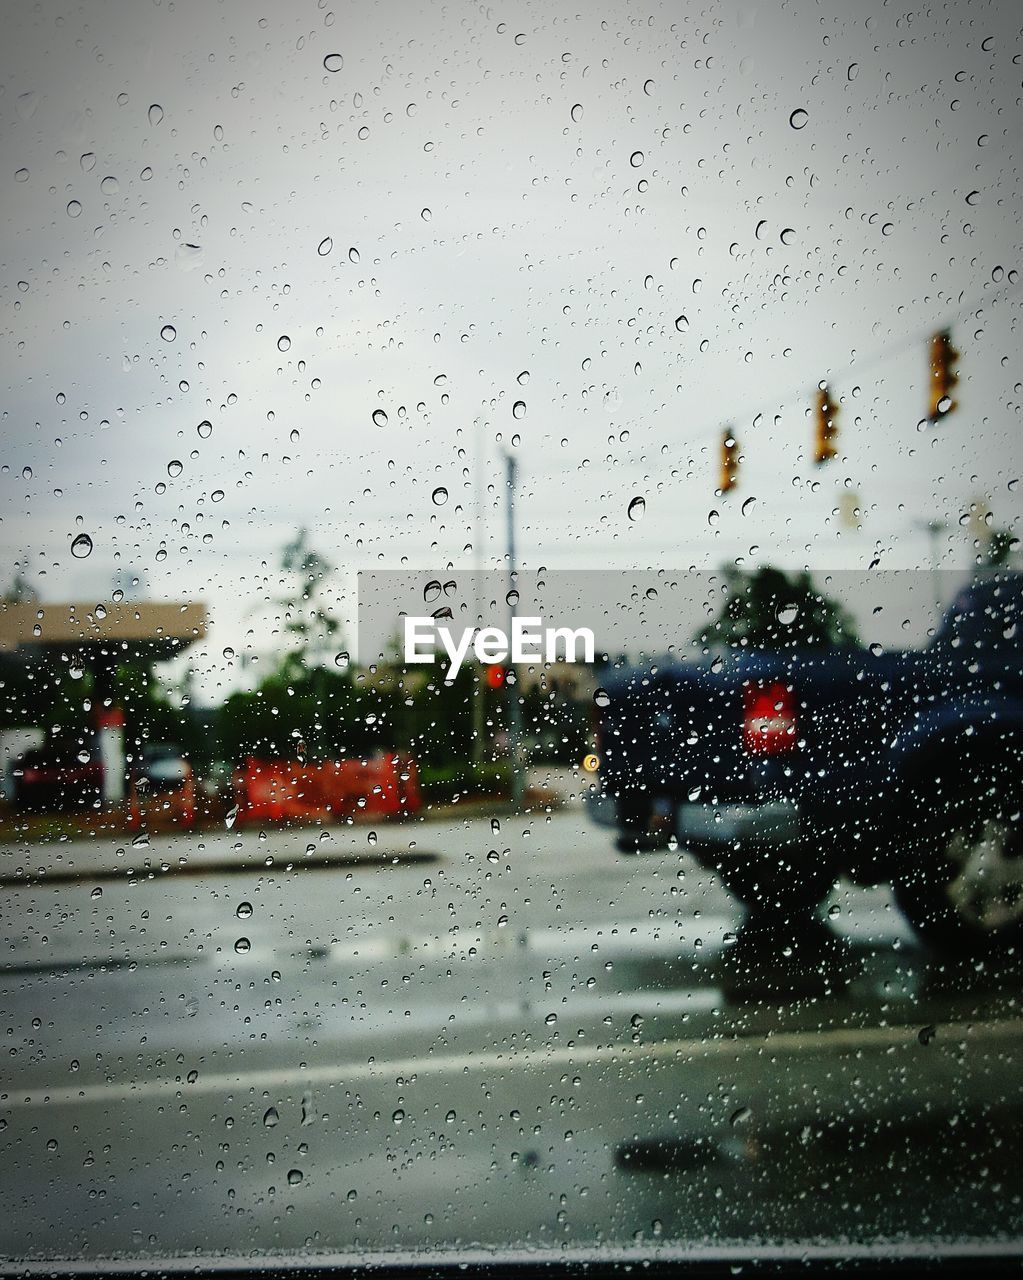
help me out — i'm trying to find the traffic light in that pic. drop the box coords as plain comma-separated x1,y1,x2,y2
484,663,506,689
928,329,959,420
814,383,838,464
719,428,739,493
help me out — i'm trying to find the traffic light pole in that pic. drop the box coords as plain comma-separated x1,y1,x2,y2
505,452,526,811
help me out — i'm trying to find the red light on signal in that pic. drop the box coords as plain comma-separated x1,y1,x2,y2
485,664,506,689
742,681,797,755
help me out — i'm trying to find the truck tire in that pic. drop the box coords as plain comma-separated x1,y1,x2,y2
892,755,1023,956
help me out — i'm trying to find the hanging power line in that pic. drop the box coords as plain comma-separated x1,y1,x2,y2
526,279,1022,482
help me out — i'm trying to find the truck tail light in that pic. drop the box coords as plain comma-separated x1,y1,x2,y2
742,680,797,756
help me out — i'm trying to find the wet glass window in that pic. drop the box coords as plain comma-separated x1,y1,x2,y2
1,0,1022,1270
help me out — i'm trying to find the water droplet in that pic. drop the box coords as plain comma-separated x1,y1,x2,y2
348,246,360,263
148,103,164,126
789,108,808,129
167,459,183,478
100,175,119,195
211,489,224,502
730,1106,752,1127
277,335,291,352
334,651,350,669
66,200,82,218
80,152,96,172
236,901,253,919
70,533,93,559
420,207,432,221
741,496,756,515
323,53,343,72
777,603,799,625
160,324,176,341
263,1107,279,1127
91,885,102,899
847,62,859,81
545,1013,557,1026
627,495,645,521
197,419,213,439
234,937,251,954
629,150,644,168
643,78,655,95
392,1108,405,1125
594,688,610,708
674,314,688,332
15,167,29,182
780,227,795,245
225,803,239,828
287,1168,303,1185
372,409,388,427
570,103,583,122
431,486,448,506
512,400,526,420
317,236,333,256
918,1024,936,1046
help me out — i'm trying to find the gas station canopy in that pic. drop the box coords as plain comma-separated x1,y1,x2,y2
0,601,207,662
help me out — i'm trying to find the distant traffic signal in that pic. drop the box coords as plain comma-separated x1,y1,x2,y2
719,429,739,493
814,383,839,464
484,664,506,689
928,329,959,420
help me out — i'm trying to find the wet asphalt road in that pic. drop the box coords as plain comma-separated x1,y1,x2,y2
1,807,1022,1267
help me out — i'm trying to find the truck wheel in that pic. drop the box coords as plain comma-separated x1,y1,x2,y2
893,768,1023,956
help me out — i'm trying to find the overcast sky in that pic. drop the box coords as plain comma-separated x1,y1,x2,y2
2,0,1020,694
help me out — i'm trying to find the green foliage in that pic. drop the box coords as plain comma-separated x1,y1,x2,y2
695,565,861,651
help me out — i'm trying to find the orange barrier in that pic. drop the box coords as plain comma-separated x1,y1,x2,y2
233,754,421,827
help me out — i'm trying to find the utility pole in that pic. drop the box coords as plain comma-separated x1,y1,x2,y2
471,417,486,765
505,451,525,810
918,518,944,628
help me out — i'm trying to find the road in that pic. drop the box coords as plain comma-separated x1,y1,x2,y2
1,802,1022,1267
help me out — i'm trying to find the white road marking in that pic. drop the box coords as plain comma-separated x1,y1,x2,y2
4,1016,1020,1112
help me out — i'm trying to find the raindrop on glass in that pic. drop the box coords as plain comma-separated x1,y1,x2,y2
627,496,646,521
70,533,93,559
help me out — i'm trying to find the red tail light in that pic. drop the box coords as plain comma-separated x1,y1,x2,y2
742,680,797,755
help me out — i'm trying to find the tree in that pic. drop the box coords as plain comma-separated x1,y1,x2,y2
274,528,344,680
982,527,1019,569
695,565,861,651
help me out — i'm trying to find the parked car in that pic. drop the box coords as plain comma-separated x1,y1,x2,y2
594,572,1023,956
128,743,196,830
11,732,104,812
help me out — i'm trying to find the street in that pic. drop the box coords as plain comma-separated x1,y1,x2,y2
2,803,1022,1264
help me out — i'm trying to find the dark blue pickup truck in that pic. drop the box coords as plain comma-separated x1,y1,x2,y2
594,572,1023,958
